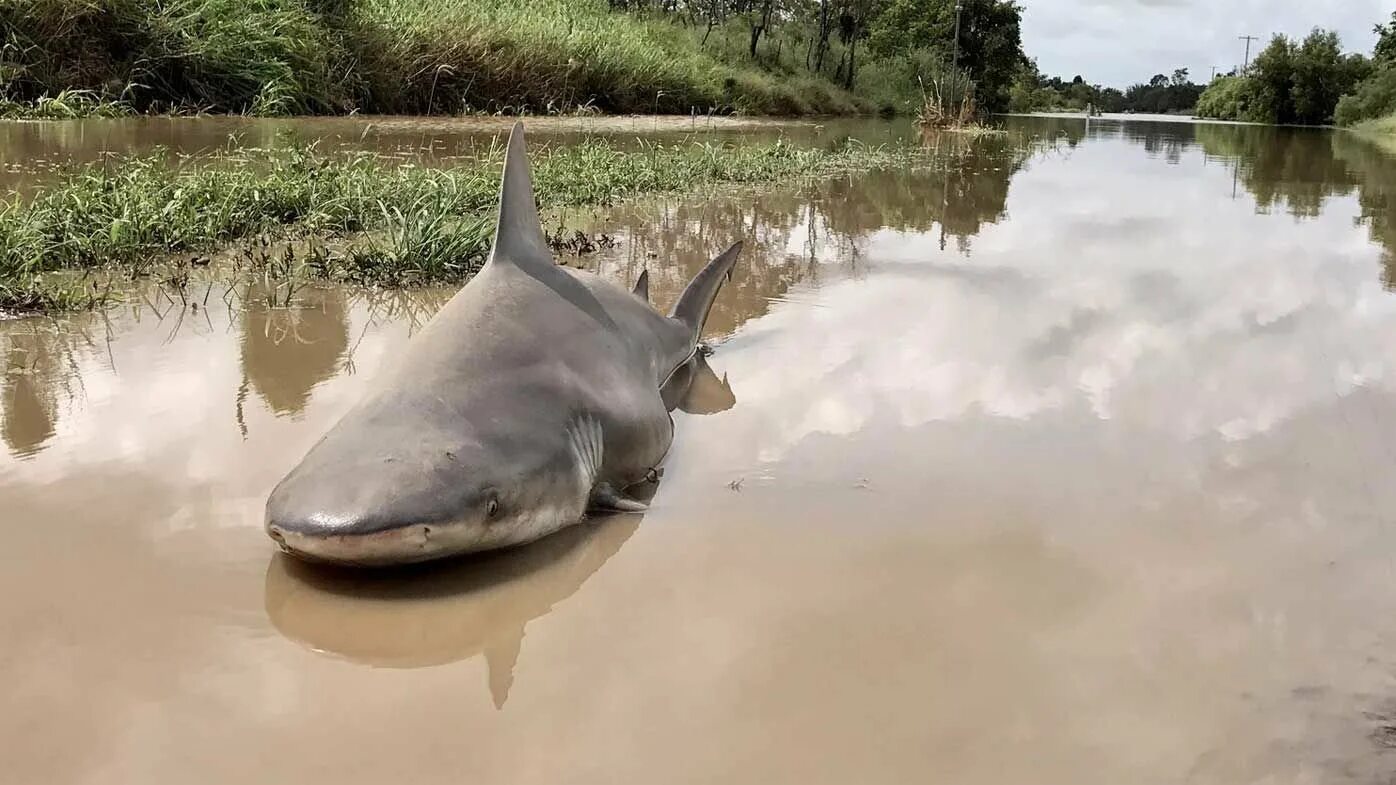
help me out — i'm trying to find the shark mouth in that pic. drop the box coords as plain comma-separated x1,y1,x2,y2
268,523,454,567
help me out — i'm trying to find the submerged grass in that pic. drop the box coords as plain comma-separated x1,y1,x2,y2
0,136,929,311
0,276,108,314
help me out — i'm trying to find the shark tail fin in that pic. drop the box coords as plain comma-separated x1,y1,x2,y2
633,268,650,302
669,241,742,345
487,122,553,273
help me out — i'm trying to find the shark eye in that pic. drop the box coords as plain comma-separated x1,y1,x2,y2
486,498,500,518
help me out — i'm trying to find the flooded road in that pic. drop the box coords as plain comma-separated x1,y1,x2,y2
0,113,894,192
6,116,1396,783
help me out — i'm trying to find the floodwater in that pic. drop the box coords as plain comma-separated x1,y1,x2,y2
0,113,890,192
6,115,1396,783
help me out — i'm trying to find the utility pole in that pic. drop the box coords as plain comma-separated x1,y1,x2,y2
1238,35,1259,73
1210,66,1219,81
952,0,963,71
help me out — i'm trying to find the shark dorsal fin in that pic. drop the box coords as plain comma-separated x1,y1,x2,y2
488,122,552,272
633,269,650,302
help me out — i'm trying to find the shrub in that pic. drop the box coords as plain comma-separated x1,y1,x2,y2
1336,68,1396,126
1195,76,1255,121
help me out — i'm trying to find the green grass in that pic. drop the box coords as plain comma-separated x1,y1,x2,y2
0,136,931,311
0,0,877,117
1351,113,1396,152
305,210,495,287
0,89,136,119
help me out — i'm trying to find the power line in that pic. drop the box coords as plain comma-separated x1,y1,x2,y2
1239,35,1261,73
952,0,964,71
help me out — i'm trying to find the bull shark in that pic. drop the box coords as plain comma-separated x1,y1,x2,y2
266,122,741,566
266,357,734,707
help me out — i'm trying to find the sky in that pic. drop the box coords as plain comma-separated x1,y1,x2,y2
1021,0,1392,88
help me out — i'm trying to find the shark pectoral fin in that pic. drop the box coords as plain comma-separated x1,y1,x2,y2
589,482,650,513
484,625,525,710
660,355,696,411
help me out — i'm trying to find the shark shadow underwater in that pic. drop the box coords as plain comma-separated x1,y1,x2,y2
265,121,742,567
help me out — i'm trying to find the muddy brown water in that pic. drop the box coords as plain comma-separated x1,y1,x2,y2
6,115,1396,783
0,113,901,192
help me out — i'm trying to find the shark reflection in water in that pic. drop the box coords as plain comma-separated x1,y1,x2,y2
264,354,734,708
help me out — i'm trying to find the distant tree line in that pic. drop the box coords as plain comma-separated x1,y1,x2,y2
1009,66,1203,114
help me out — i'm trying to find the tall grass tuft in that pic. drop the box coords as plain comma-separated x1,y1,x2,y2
917,67,978,129
0,89,135,119
308,207,494,286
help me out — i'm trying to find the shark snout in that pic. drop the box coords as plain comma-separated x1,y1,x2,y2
266,517,448,566
265,457,489,565
265,411,590,566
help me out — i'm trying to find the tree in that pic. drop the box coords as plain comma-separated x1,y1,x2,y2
864,0,1026,113
1375,11,1396,64
1242,29,1368,124
830,0,884,90
1291,30,1370,124
951,0,1027,111
745,0,776,59
811,0,834,71
1334,11,1396,125
1171,68,1189,86
1196,75,1255,120
1248,35,1297,123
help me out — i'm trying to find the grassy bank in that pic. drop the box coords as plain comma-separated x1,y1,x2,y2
1351,114,1396,154
0,0,874,117
0,136,930,312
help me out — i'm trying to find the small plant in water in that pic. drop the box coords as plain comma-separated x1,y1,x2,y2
0,275,110,315
917,67,978,129
307,206,494,288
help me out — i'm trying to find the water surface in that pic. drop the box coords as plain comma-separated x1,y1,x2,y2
6,116,1396,784
0,113,895,191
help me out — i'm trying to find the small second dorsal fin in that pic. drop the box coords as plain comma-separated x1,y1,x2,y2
488,122,553,272
633,269,650,301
